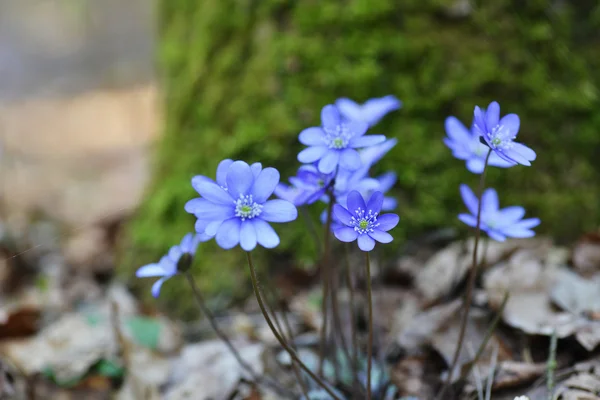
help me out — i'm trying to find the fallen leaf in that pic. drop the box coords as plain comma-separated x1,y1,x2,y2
572,233,600,277
0,306,41,339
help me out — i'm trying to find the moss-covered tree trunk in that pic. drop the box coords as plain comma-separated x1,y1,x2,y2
123,0,600,313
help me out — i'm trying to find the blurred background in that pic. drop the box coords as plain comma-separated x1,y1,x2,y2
0,0,599,398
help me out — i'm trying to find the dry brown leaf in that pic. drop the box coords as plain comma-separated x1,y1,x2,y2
390,355,435,399
492,361,546,390
0,306,41,340
415,238,553,303
572,233,600,277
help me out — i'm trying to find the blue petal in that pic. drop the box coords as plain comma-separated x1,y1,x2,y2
466,158,485,174
376,172,396,193
251,162,262,178
136,263,166,277
459,184,478,216
261,200,298,222
357,234,375,251
335,98,361,121
251,167,280,203
499,114,520,137
180,233,194,253
346,190,366,212
346,120,368,137
458,213,477,228
485,101,500,130
510,218,541,230
339,148,361,170
498,206,525,223
252,219,280,248
361,95,402,126
473,106,486,133
299,127,325,146
193,179,234,205
445,116,472,144
368,229,393,244
481,188,499,213
188,199,234,220
321,105,340,130
216,218,241,249
205,220,224,236
501,148,531,166
227,161,254,199
333,204,353,225
488,152,516,168
298,146,328,163
216,159,234,187
240,220,257,251
487,229,506,242
318,150,340,174
334,226,358,242
377,213,399,231
502,227,536,238
195,218,210,234
382,197,397,211
168,246,183,262
349,135,386,148
511,142,536,162
359,138,397,167
151,277,168,298
367,191,384,213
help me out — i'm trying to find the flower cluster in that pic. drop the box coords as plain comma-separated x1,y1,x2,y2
282,95,402,251
445,101,540,240
136,95,401,296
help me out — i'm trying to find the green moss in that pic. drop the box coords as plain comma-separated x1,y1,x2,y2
121,0,600,314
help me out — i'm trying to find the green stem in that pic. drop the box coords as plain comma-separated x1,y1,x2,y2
365,251,374,400
438,149,492,399
246,252,343,400
184,273,292,397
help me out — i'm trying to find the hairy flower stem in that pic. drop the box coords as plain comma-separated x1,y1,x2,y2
263,286,311,398
344,246,360,392
438,149,492,399
184,273,292,397
318,191,335,375
301,206,322,255
461,291,509,381
246,252,343,400
547,329,558,400
365,251,374,400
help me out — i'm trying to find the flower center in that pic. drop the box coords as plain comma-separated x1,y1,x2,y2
488,124,515,150
350,207,379,234
324,124,352,149
234,194,263,221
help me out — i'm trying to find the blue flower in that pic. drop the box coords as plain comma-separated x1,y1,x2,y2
185,160,298,251
274,164,334,206
444,116,515,173
473,101,536,166
335,95,402,127
135,233,208,297
458,184,540,242
297,105,386,174
333,191,399,251
357,138,398,169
